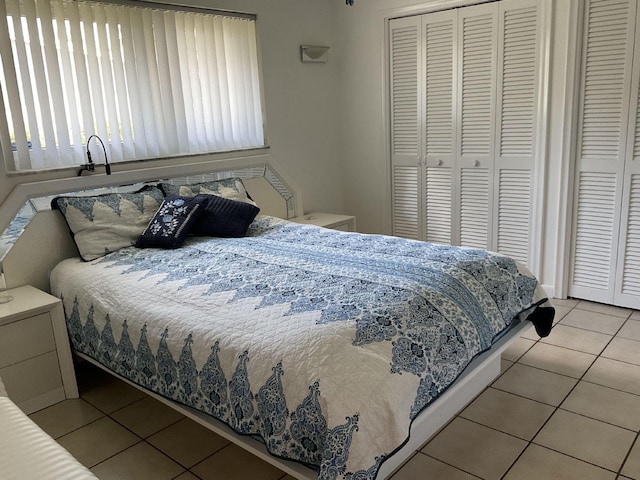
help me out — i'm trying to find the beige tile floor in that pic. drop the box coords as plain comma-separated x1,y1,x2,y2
27,298,640,479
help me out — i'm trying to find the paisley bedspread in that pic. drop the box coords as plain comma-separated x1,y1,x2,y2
50,216,552,479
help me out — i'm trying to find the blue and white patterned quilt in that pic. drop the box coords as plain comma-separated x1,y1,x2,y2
50,216,551,479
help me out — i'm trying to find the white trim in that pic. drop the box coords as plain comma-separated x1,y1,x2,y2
541,283,556,299
554,0,584,299
382,17,394,235
382,0,496,19
529,0,553,280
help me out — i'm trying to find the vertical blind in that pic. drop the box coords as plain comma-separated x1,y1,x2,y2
0,0,265,171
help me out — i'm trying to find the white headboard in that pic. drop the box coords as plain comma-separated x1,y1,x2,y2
1,160,302,293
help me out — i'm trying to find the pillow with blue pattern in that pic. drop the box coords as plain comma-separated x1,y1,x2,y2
136,195,205,249
158,177,257,206
193,194,260,237
52,185,164,261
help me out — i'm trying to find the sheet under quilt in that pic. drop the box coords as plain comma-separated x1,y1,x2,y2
50,216,552,479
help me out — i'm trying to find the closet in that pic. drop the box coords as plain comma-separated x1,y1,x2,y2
389,0,545,271
569,0,640,308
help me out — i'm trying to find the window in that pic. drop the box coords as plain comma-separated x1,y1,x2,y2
0,0,265,171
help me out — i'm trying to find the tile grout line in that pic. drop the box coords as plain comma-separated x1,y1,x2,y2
414,451,484,479
615,431,639,479
88,439,145,472
499,305,635,479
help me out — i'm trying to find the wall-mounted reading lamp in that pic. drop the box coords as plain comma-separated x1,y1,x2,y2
79,135,111,176
300,45,330,63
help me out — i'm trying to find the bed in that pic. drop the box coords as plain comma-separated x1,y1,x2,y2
0,376,97,480
45,173,553,480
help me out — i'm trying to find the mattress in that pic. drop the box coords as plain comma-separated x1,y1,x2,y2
50,216,553,479
0,396,97,480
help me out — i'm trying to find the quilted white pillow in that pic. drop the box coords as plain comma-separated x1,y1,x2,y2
158,177,257,206
52,185,164,261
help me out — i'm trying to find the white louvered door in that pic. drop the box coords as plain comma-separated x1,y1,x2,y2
569,0,637,305
614,1,640,307
424,10,457,245
389,0,543,271
456,4,497,249
493,0,541,265
390,16,422,240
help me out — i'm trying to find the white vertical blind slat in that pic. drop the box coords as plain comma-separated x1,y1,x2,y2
204,15,224,148
52,1,83,164
227,18,253,148
105,7,133,160
174,12,198,153
162,12,188,154
213,17,234,148
23,0,59,168
117,6,146,158
183,13,206,152
7,0,42,168
93,4,121,161
131,8,158,157
141,9,164,157
78,3,109,154
238,19,257,147
36,0,68,167
151,10,178,156
0,1,26,169
65,1,95,153
194,14,214,149
247,20,263,144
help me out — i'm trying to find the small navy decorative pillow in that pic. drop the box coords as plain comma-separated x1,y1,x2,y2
136,195,205,249
193,194,260,237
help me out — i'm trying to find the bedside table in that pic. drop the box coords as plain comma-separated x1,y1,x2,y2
291,212,357,232
0,285,78,413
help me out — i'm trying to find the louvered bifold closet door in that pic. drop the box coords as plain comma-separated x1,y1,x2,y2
615,2,640,308
424,11,457,244
570,0,636,304
390,17,423,240
456,4,498,249
493,0,540,266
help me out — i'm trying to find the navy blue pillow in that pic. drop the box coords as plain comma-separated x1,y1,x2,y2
193,194,260,237
136,195,205,249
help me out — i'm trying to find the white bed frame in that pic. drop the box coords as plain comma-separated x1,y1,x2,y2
0,159,530,479
78,322,526,479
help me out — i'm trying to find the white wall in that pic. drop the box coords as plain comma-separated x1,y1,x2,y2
0,0,344,228
334,0,578,294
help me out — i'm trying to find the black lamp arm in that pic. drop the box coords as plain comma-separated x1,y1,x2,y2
79,135,111,176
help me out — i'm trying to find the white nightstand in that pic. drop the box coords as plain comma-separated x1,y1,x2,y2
0,285,78,413
291,212,357,232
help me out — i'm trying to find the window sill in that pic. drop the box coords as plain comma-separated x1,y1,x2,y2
4,146,271,178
